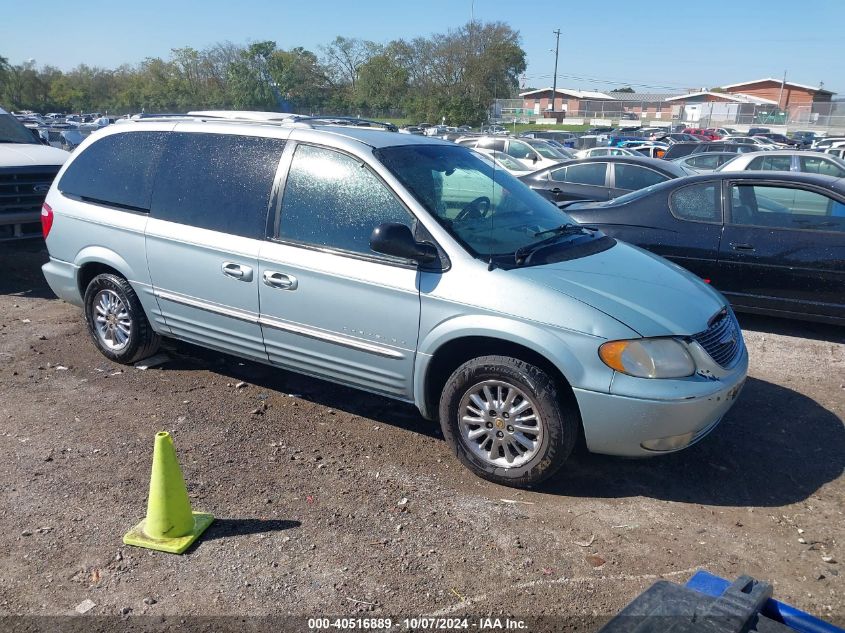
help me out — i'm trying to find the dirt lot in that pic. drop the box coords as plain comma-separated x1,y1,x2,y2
0,241,843,631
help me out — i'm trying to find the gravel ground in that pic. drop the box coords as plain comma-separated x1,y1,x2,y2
0,241,843,631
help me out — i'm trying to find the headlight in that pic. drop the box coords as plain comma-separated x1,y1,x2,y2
599,338,695,378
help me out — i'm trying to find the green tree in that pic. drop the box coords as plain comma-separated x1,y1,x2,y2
355,53,408,114
267,47,330,112
320,36,380,92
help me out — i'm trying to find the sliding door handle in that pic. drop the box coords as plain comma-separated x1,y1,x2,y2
263,271,298,291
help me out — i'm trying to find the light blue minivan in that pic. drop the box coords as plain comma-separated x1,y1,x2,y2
41,116,747,487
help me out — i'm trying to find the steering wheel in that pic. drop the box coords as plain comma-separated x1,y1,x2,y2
455,196,492,222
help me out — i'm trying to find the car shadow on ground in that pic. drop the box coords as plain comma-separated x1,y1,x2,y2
162,340,441,441
173,341,843,508
0,242,56,299
543,375,845,507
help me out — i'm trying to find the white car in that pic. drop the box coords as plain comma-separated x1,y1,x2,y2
717,150,845,177
722,136,774,149
472,148,535,176
457,136,566,171
813,137,845,150
672,152,741,174
750,135,790,149
0,107,70,239
574,146,639,159
620,142,670,159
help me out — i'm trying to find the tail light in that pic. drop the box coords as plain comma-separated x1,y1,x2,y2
41,203,54,239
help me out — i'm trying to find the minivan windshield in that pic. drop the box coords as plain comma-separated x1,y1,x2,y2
375,144,606,264
0,113,40,144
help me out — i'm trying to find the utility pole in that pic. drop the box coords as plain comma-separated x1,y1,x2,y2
551,29,561,118
777,70,786,110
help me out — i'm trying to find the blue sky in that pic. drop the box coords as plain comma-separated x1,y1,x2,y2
3,0,844,95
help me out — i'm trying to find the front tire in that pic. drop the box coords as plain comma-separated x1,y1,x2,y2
83,273,160,364
438,355,578,487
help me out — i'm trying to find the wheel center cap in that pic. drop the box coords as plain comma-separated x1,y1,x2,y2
495,418,505,429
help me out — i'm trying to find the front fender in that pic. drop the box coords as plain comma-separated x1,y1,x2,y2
414,314,616,419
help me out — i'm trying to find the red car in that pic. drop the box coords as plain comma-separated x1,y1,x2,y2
683,127,722,141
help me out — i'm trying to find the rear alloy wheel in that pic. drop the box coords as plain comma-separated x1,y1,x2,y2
439,355,578,487
83,273,160,364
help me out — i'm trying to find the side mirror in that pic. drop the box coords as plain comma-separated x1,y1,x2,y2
532,154,538,163
370,223,438,264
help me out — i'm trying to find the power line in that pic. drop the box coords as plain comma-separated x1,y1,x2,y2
521,72,692,92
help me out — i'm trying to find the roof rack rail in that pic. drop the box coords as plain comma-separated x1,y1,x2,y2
295,115,398,132
117,112,399,132
119,112,315,129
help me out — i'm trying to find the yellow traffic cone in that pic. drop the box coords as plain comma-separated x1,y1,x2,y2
123,431,214,554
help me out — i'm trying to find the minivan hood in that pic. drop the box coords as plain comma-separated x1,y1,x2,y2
0,143,70,167
512,241,724,337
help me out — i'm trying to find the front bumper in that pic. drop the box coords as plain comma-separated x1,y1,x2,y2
42,257,82,306
573,345,748,457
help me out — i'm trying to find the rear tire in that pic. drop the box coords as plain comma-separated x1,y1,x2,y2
438,355,578,488
83,273,160,364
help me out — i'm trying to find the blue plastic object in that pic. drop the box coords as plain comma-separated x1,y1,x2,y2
686,571,843,633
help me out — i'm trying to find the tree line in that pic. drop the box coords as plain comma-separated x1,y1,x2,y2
0,21,526,126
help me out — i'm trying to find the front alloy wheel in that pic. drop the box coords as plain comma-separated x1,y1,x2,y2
439,355,578,487
458,380,544,468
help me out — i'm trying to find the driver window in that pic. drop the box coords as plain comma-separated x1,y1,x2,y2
278,144,415,256
438,166,506,219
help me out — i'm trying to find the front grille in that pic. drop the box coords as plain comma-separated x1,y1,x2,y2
692,309,742,368
0,165,61,239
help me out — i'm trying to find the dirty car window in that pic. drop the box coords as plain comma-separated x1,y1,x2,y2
279,144,414,256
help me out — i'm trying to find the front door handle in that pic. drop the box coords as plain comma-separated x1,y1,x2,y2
263,271,298,291
221,262,253,281
730,243,755,252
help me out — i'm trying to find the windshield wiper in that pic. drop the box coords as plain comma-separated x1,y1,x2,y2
514,224,598,265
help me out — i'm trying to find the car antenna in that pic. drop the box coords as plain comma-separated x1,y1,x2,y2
487,142,496,271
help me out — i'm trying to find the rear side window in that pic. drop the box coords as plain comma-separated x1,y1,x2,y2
670,182,721,223
687,154,722,169
58,131,167,211
553,163,606,185
800,156,845,178
748,155,792,171
151,133,285,239
614,164,668,190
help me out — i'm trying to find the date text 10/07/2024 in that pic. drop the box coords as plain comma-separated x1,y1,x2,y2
307,617,529,630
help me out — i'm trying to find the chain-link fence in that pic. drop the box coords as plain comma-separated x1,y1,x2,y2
490,99,845,134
